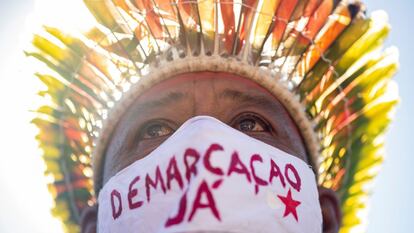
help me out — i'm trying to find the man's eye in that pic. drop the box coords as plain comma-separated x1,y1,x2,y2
141,122,173,139
234,114,269,132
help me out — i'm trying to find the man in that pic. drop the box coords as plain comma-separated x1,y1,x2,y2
31,0,398,233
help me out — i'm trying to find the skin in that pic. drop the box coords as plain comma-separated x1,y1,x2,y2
81,72,341,233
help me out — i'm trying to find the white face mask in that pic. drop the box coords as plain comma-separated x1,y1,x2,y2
98,116,322,233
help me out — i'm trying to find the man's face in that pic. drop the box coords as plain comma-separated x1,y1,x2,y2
103,71,308,185
85,72,340,233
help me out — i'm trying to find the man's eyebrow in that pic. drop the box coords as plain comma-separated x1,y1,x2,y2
133,91,187,113
219,89,280,110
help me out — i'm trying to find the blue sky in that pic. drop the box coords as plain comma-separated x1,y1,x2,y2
0,0,412,232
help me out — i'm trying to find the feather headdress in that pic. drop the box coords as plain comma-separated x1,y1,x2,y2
29,0,399,232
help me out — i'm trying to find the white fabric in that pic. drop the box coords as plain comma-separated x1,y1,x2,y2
98,116,322,233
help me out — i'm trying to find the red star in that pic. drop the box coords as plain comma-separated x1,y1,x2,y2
277,189,301,222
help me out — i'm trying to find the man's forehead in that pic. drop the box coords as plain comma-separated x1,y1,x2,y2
130,89,283,113
127,72,286,115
